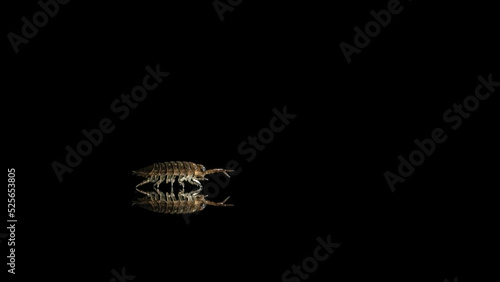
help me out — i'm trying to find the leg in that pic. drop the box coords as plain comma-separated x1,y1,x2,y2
136,179,151,188
178,190,185,201
179,180,185,194
155,188,166,212
190,178,202,189
170,176,176,194
148,191,159,212
170,191,177,202
149,191,159,201
170,192,178,214
156,174,165,189
136,187,150,196
155,188,165,201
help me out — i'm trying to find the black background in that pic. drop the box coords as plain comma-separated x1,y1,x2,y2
3,0,498,281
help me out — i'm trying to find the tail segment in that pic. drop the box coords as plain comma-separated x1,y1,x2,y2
132,164,155,177
205,196,234,207
205,168,234,178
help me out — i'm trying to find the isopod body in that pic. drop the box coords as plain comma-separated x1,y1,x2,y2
133,161,233,191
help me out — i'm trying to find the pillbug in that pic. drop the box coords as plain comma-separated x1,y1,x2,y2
133,188,233,214
133,161,233,192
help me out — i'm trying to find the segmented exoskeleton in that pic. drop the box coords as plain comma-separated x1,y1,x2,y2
133,188,233,214
133,161,233,192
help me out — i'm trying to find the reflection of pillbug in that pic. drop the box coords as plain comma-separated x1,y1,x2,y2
133,188,233,214
133,161,233,191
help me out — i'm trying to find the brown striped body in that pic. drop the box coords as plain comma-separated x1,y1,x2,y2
133,161,233,190
133,189,233,214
